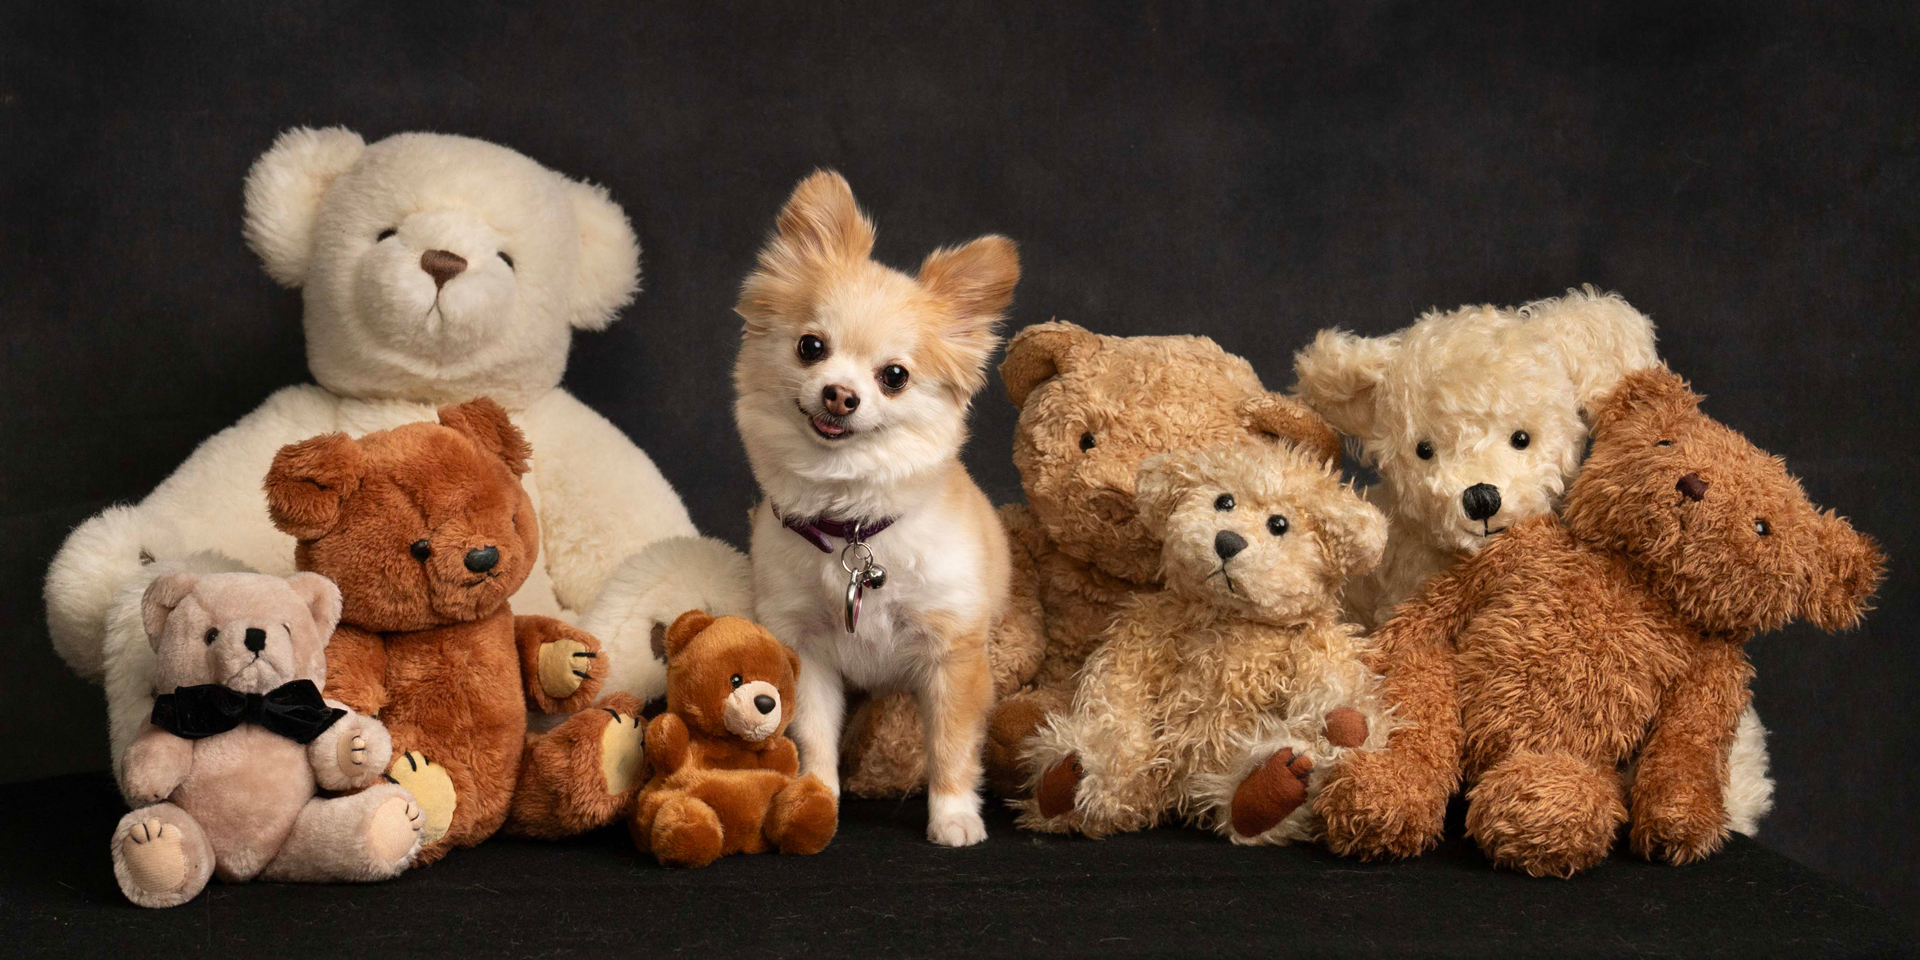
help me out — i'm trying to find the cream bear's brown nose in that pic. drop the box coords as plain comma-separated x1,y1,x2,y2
420,249,468,288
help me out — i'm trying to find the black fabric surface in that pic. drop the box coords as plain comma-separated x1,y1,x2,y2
2,0,1917,950
0,772,1910,960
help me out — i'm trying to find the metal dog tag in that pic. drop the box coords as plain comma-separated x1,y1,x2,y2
840,542,886,633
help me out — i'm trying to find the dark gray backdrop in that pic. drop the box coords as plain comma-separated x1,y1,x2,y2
3,0,1914,930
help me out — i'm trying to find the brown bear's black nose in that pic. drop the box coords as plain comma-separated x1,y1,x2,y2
464,546,499,572
822,384,860,416
420,249,468,288
243,628,266,652
1215,529,1247,560
754,694,776,714
1677,473,1709,502
1462,483,1502,522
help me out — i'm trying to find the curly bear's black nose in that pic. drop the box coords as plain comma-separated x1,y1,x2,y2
753,694,776,714
465,546,499,573
243,628,266,653
1214,529,1247,560
1677,473,1709,502
1462,483,1502,522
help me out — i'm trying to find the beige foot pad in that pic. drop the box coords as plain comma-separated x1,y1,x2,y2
384,751,456,844
1036,755,1082,819
600,710,645,794
538,639,591,700
1324,708,1369,749
1231,748,1314,837
338,734,370,775
122,819,187,895
368,796,424,865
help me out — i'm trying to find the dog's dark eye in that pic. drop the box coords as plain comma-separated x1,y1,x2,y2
498,251,514,270
879,364,910,392
1656,439,1673,447
204,628,219,646
1416,440,1435,460
730,674,743,688
1510,431,1530,450
797,335,827,363
376,229,397,242
1215,493,1235,511
1754,518,1771,537
1267,515,1289,537
410,539,433,561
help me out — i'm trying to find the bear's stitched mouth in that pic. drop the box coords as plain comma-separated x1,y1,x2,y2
797,400,854,441
1207,564,1240,596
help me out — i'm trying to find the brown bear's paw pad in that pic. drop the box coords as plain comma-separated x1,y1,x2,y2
653,797,725,868
367,796,424,866
537,638,592,701
1035,755,1082,819
771,776,839,856
598,708,646,795
1231,748,1313,837
1316,753,1447,859
384,752,456,844
1323,708,1369,749
121,819,188,895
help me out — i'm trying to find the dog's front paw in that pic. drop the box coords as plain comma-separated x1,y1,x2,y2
927,793,986,847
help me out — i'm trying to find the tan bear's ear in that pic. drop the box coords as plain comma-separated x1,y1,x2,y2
286,572,343,641
265,433,366,541
141,573,200,647
1521,285,1662,419
1289,328,1399,441
1133,452,1202,540
1803,514,1886,632
1000,320,1097,409
564,178,641,332
438,398,532,476
662,609,716,661
1240,393,1344,467
1316,486,1390,583
242,126,367,288
1589,367,1701,439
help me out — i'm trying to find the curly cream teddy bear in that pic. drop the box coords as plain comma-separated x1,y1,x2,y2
1016,441,1387,842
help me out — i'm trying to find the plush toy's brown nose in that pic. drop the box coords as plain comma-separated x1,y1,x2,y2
822,384,860,416
420,249,468,288
1677,473,1709,502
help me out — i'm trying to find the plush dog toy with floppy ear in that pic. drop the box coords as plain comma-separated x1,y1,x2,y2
1015,441,1388,843
630,611,838,868
112,571,422,908
1315,368,1884,876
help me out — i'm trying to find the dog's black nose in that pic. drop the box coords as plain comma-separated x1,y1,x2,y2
822,384,860,415
1462,483,1502,522
1677,473,1709,502
243,628,266,653
465,546,500,573
1214,529,1247,560
754,694,776,715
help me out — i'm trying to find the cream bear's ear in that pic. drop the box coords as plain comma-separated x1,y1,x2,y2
565,178,641,331
1520,285,1661,420
242,126,366,288
286,572,343,641
1289,328,1399,441
141,573,199,648
1239,393,1344,467
1316,485,1390,583
1133,451,1201,540
999,320,1097,409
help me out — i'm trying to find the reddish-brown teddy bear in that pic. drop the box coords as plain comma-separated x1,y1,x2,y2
264,398,646,864
1315,368,1884,876
631,611,838,868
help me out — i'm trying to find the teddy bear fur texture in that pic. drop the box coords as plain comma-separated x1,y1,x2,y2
264,398,647,865
1014,442,1388,842
41,127,708,799
1291,286,1774,835
1313,368,1884,877
631,611,838,868
112,571,423,908
838,321,1343,799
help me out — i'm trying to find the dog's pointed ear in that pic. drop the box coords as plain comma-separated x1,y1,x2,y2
1240,393,1343,467
242,126,366,288
265,433,366,541
564,178,641,332
438,398,532,476
773,169,876,264
1521,285,1662,420
1001,320,1097,409
662,610,715,661
1290,328,1399,441
141,573,200,647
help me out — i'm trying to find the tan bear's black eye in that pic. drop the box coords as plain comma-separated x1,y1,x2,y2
1079,432,1096,452
1656,439,1673,447
879,364,910,392
797,335,827,363
498,251,514,270
1267,515,1289,536
1754,519,1771,537
1215,493,1235,511
1510,431,1530,450
1416,440,1435,460
730,674,743,688
376,229,396,242
410,539,433,561
204,628,219,645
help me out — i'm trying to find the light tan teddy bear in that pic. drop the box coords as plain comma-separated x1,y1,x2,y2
1016,442,1388,843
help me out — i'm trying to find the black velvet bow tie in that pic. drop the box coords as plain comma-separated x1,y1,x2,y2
150,678,345,745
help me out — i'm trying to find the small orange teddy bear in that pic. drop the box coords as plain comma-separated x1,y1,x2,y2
630,611,839,867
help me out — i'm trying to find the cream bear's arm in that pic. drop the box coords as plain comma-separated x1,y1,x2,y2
1628,640,1750,865
516,391,700,613
121,724,194,806
645,713,692,775
307,703,395,791
514,615,608,714
987,505,1050,695
321,623,389,717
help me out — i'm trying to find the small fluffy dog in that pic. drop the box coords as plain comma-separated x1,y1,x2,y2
733,171,1017,846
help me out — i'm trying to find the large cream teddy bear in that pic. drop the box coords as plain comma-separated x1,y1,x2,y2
1290,285,1773,836
43,127,747,798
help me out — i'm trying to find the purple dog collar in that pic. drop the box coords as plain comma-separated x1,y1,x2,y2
771,503,895,554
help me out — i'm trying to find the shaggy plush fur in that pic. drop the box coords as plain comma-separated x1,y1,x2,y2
1014,442,1387,843
112,572,421,908
45,128,705,800
630,612,837,868
840,321,1343,799
264,399,645,865
1314,368,1884,876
